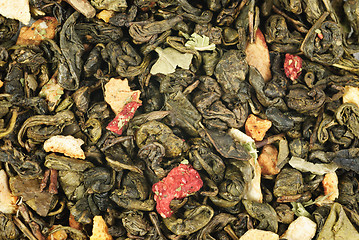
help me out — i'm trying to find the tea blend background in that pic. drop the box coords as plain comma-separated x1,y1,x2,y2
1,0,359,239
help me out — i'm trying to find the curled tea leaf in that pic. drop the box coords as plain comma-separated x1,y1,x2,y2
336,103,359,138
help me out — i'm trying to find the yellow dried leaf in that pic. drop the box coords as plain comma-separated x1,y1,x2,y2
245,29,272,82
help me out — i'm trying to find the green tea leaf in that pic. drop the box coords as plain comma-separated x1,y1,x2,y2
291,202,313,220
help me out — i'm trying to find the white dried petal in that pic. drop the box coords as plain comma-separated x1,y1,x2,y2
44,135,85,159
229,128,255,144
0,170,18,214
281,216,317,240
239,229,279,240
243,157,263,203
229,128,262,202
289,157,338,175
0,0,31,25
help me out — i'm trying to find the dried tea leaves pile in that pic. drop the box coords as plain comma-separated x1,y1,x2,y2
1,0,359,240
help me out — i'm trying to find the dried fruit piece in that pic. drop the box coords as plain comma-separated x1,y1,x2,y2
96,10,115,23
69,213,82,230
239,229,279,240
39,75,64,112
0,170,18,214
245,29,272,82
152,163,203,218
47,226,68,240
16,17,58,46
90,216,112,240
104,78,141,115
43,135,86,159
343,86,359,108
322,172,339,201
284,53,303,81
106,101,142,135
281,216,317,240
245,114,272,141
258,144,280,175
0,0,31,25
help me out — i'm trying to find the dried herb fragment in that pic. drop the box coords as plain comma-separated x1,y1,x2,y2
150,47,193,75
185,33,216,51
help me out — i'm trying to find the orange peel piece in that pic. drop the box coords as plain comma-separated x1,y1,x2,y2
90,216,112,240
245,114,272,141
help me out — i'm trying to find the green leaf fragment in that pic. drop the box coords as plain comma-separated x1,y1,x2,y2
150,47,193,75
185,33,216,51
181,159,189,165
291,202,313,220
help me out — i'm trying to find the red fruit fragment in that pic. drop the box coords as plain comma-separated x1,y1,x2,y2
152,163,203,218
106,101,142,135
284,53,303,81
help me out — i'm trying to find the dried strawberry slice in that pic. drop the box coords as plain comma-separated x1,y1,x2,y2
106,101,142,135
152,163,203,218
284,53,303,81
